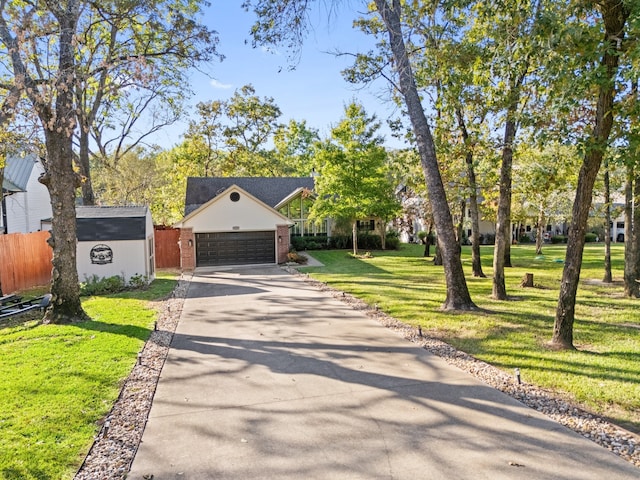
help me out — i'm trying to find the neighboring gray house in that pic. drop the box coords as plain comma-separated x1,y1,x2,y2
1,154,52,234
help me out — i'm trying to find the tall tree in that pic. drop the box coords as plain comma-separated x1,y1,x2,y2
603,156,613,282
372,0,476,309
310,102,399,254
0,0,217,322
347,1,488,276
244,0,476,310
551,0,632,349
617,79,640,297
73,0,218,205
272,119,320,176
467,0,545,299
0,0,88,322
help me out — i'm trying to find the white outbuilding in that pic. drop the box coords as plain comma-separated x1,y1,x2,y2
76,206,155,284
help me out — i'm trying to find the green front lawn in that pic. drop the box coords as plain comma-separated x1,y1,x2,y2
0,272,177,480
302,244,640,432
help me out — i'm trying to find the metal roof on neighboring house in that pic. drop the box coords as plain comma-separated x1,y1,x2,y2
1,154,39,192
184,177,316,216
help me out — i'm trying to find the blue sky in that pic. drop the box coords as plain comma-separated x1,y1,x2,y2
156,1,405,149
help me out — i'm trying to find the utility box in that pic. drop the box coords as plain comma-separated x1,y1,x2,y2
76,206,155,284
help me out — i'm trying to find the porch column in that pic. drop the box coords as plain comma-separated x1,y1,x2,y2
277,225,290,263
179,227,195,271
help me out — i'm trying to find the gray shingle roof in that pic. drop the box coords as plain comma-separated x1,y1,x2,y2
76,206,149,241
76,206,148,218
2,154,38,192
185,177,315,216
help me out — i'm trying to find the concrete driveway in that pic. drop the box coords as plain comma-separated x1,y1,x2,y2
128,265,639,479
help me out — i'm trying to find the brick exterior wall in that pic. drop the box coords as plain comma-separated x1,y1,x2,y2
277,224,290,263
179,227,195,271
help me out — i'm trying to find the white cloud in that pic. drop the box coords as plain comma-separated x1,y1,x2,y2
210,79,233,89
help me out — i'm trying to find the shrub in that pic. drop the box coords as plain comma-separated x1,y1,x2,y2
287,251,308,264
128,273,149,289
519,235,532,244
385,236,400,250
291,235,328,251
329,235,352,249
479,233,495,245
80,273,150,296
357,233,382,250
585,232,598,243
551,235,567,244
80,274,126,296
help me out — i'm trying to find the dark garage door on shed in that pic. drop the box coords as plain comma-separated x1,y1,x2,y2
196,231,276,266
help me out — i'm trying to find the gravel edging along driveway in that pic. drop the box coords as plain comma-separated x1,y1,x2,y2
74,268,639,479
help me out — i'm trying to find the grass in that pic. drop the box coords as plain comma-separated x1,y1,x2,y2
301,243,640,433
0,271,177,480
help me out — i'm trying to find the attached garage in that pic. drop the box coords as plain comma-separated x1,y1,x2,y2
174,184,293,270
196,231,275,266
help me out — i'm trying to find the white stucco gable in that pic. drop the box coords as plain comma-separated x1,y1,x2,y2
175,185,293,233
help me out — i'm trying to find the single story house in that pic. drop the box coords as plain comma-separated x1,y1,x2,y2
1,154,52,234
175,177,323,269
76,205,155,284
175,176,397,269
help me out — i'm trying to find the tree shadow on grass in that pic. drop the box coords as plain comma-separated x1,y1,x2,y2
75,319,150,341
0,310,43,332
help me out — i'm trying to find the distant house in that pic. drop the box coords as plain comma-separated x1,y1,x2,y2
76,206,155,284
1,154,52,234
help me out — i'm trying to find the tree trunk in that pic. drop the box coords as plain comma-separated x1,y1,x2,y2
535,206,544,256
504,224,513,268
424,223,434,257
493,114,517,299
624,164,640,296
375,0,475,311
40,132,88,323
0,167,3,295
379,220,387,250
433,238,443,266
603,159,612,283
455,108,485,277
634,170,640,294
35,4,88,323
521,273,534,288
457,200,465,247
553,0,628,349
77,129,96,205
352,220,358,255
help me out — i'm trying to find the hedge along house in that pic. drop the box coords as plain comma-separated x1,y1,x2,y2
175,177,326,269
76,206,155,284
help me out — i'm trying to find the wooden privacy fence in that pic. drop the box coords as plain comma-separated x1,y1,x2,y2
0,227,181,294
0,231,52,294
154,227,181,268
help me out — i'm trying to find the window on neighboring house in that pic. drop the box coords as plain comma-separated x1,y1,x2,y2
357,219,375,232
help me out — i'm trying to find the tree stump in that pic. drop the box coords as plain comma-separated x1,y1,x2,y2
520,273,534,288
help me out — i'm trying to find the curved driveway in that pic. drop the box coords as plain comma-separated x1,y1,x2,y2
128,265,639,479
